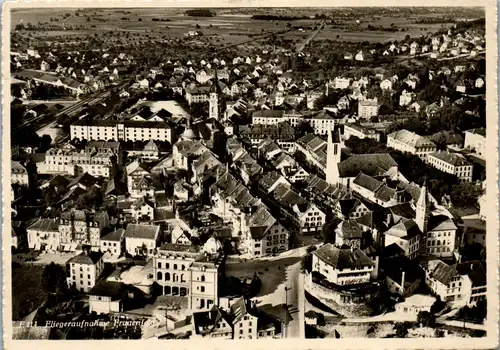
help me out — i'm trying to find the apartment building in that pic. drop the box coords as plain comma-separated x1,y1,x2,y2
153,242,224,311
70,120,174,144
66,251,105,293
59,210,110,250
45,142,121,178
387,129,437,160
427,151,473,182
358,99,379,119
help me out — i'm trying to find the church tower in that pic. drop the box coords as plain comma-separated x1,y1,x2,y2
209,68,222,121
415,180,430,234
326,124,342,186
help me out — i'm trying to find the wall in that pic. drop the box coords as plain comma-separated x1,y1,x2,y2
304,272,379,317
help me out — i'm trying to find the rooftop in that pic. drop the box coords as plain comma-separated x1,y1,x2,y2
124,224,160,240
313,243,374,270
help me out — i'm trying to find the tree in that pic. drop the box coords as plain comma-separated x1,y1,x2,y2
40,134,53,152
42,262,67,294
417,311,436,328
394,322,409,338
297,120,314,135
450,183,483,208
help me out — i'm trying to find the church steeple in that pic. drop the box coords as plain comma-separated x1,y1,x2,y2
209,67,222,121
326,123,342,186
415,179,430,234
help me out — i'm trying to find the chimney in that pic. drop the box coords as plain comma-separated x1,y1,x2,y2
401,271,406,291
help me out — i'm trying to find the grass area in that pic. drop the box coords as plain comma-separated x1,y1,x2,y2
11,264,48,320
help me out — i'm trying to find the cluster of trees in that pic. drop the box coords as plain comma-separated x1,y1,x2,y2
185,9,215,17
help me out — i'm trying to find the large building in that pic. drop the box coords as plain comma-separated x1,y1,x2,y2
59,210,110,250
153,240,224,310
387,129,437,160
45,142,121,178
427,151,473,182
70,120,174,144
66,251,105,293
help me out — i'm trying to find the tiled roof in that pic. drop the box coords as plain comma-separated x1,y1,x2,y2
124,224,160,240
67,251,104,265
27,218,59,232
313,244,374,270
353,172,383,192
338,220,363,240
388,129,435,148
338,154,397,178
428,215,457,232
159,243,200,253
101,228,125,242
428,151,471,167
383,219,421,240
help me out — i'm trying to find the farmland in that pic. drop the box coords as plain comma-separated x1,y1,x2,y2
11,7,483,45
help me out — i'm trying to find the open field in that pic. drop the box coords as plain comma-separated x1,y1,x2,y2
11,8,481,44
12,264,48,320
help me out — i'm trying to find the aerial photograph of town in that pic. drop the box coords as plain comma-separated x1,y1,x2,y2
8,6,488,341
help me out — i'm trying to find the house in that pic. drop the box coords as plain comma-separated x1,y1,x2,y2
100,228,124,256
59,210,110,250
421,259,486,306
382,220,421,260
11,161,29,186
305,310,319,325
337,95,350,110
154,242,224,310
242,205,289,257
26,218,60,251
355,51,364,61
66,251,105,293
399,91,414,107
380,79,393,91
456,82,467,93
89,281,143,314
131,198,155,221
358,99,379,119
191,305,233,339
124,224,161,257
464,128,486,156
343,123,381,142
395,294,435,315
312,244,375,285
333,77,351,89
40,60,50,71
335,220,364,249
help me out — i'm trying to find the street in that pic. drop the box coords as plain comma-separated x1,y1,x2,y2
226,247,307,338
